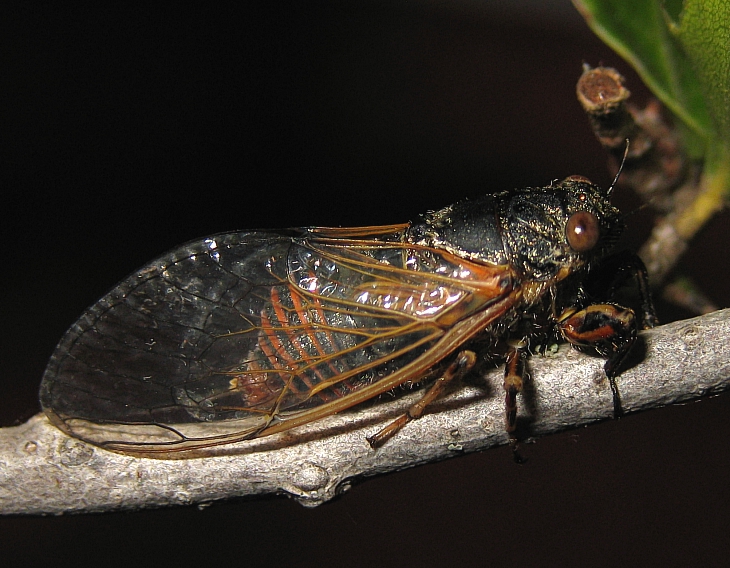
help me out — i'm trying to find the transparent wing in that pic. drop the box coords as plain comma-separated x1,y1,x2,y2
40,227,515,455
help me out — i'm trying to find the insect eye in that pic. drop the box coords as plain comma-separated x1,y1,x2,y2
566,211,600,252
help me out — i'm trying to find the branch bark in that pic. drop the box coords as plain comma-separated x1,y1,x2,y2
1,309,729,515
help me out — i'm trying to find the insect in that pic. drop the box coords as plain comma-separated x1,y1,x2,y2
40,173,656,458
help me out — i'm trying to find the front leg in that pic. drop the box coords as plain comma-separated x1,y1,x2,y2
557,303,638,415
586,250,658,329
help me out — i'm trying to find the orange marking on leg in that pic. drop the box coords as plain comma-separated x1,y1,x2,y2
564,323,615,343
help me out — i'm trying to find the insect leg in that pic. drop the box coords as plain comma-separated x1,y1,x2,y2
558,304,638,415
592,250,658,329
503,347,526,433
366,350,477,448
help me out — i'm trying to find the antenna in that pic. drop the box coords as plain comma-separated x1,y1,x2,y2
606,139,630,198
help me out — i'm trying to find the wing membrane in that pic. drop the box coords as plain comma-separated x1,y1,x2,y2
40,227,515,455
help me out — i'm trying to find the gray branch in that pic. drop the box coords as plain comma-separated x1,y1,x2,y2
1,309,729,515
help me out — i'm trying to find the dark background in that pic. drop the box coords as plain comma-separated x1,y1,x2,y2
3,2,729,566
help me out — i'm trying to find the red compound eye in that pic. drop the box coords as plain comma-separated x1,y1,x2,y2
566,211,600,252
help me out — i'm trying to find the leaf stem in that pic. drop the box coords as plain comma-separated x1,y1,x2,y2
675,145,730,239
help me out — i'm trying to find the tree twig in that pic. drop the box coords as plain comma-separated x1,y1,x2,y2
1,309,728,515
576,65,688,213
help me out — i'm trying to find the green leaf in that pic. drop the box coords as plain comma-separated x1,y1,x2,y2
573,0,730,242
572,0,713,156
670,0,730,145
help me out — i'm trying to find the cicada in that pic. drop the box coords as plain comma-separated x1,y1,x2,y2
40,175,656,457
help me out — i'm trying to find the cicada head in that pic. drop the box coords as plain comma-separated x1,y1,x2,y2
500,176,623,282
